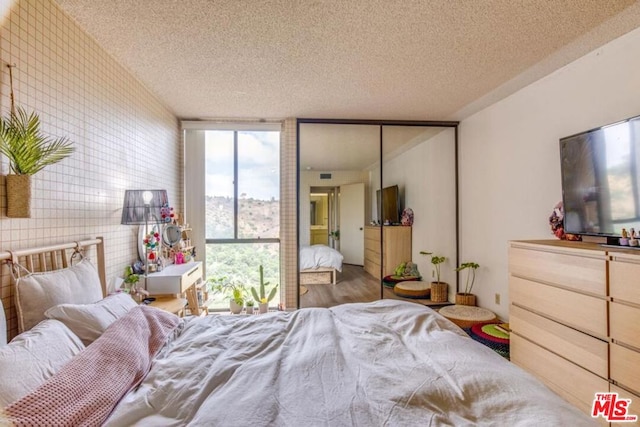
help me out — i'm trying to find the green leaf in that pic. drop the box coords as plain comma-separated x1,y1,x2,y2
0,106,74,175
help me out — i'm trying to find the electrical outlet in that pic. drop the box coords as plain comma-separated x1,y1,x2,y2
495,293,501,305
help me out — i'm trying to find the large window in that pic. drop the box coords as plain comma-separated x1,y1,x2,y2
184,125,281,311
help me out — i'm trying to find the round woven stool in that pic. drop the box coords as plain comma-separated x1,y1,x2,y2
393,280,431,299
438,305,497,328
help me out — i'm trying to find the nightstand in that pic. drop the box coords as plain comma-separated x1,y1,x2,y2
143,261,206,316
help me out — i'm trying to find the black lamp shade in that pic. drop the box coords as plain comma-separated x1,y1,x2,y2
121,190,169,225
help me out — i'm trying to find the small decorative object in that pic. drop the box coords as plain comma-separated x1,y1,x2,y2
620,228,629,246
174,251,184,264
251,265,278,314
400,208,414,226
0,65,74,218
630,228,638,247
455,262,480,306
160,203,175,223
548,201,581,241
329,229,340,241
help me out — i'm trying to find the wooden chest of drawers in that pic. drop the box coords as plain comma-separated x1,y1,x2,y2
510,240,640,423
509,241,609,417
363,226,411,279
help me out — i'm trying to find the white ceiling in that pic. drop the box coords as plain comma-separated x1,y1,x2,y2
54,0,640,122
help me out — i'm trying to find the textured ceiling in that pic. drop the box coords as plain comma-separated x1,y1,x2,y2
54,0,640,121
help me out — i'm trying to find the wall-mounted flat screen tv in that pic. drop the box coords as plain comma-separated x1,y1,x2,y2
560,114,640,237
376,185,401,224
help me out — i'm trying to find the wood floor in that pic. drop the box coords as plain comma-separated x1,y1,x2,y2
299,264,452,308
299,264,381,308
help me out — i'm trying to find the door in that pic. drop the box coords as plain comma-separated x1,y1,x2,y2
339,182,365,265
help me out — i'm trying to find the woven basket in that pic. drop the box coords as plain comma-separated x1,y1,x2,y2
430,282,448,302
6,174,31,218
455,293,477,306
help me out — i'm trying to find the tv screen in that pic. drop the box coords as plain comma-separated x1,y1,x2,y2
377,185,401,224
560,114,640,236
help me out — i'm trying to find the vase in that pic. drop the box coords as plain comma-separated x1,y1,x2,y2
6,174,31,218
229,299,243,314
455,293,476,306
259,302,268,314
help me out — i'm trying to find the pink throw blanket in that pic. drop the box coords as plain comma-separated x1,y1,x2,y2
4,306,180,427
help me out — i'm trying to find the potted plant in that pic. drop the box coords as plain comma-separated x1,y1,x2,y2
123,265,140,294
251,265,278,314
245,299,255,314
0,107,74,217
455,262,480,306
420,251,448,302
209,277,245,314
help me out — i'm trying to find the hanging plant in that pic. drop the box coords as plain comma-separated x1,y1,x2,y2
0,107,74,175
0,64,74,217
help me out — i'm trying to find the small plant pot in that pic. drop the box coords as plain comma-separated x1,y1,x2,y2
230,299,243,314
259,302,268,314
6,174,31,218
246,305,254,314
455,293,476,306
430,282,448,302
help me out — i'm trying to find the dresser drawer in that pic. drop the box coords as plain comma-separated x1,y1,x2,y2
510,305,608,378
611,343,640,395
146,262,203,295
509,244,606,296
610,302,640,349
610,258,640,305
510,276,607,338
511,334,610,416
364,226,381,242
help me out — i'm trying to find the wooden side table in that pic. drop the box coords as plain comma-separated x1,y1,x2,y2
148,296,188,317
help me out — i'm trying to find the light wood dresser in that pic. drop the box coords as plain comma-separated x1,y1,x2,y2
363,226,411,279
509,240,640,424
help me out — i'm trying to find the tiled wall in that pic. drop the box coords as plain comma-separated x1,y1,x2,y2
0,0,181,339
281,118,297,310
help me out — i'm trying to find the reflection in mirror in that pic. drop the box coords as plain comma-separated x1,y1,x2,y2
379,126,457,305
299,123,379,307
298,120,458,309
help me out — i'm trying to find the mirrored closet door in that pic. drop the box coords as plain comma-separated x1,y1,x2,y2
297,119,458,309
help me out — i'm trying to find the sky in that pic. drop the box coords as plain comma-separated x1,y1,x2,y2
205,130,280,200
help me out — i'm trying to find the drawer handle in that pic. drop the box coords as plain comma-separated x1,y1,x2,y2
187,267,199,276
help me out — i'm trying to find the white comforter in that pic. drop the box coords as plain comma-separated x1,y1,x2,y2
300,244,343,272
105,300,594,426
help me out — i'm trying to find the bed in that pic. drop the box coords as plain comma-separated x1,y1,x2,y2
299,244,343,285
0,239,597,426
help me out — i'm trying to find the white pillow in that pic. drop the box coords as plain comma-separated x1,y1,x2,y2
0,297,6,346
45,293,138,345
0,319,84,407
15,258,104,333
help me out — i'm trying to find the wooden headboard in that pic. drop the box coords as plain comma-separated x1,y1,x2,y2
0,237,107,341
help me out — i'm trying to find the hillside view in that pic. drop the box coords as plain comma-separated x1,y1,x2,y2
203,195,281,310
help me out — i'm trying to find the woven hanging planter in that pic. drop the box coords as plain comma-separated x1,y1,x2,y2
6,174,31,218
455,293,477,306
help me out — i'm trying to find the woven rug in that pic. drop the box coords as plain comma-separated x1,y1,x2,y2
300,285,308,295
464,322,510,360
